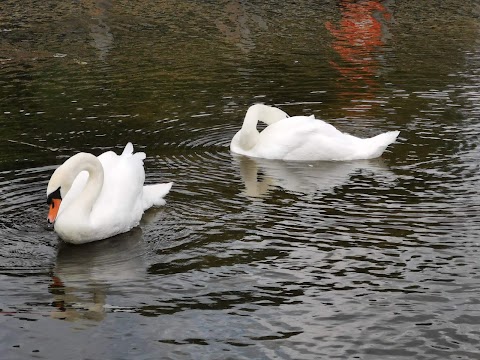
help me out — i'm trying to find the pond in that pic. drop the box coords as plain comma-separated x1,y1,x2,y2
1,1,479,359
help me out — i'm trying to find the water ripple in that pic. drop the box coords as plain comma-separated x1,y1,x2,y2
1,1,480,359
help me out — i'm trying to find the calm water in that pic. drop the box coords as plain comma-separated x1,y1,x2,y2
1,1,480,359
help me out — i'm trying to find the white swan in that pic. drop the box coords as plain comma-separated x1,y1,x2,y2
230,104,400,161
46,142,172,244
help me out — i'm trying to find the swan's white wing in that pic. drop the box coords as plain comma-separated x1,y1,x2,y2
286,129,365,161
253,116,316,158
254,116,362,160
254,115,398,161
92,145,146,230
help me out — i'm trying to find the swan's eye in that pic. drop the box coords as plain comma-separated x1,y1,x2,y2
47,187,62,205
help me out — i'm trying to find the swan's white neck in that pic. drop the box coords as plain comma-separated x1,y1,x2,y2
238,106,261,150
237,104,290,151
54,153,104,227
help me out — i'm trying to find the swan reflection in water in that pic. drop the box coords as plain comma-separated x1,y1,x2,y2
49,227,146,322
234,154,397,197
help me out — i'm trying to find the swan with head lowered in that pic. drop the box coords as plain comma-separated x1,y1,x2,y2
46,142,172,244
230,104,400,161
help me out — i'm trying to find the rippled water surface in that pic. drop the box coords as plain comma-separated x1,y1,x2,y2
1,1,480,359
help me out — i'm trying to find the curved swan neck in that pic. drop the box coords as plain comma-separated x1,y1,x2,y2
238,104,290,151
239,106,261,150
76,154,103,217
57,153,104,219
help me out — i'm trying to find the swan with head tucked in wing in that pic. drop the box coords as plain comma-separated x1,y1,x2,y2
46,142,172,244
230,104,400,161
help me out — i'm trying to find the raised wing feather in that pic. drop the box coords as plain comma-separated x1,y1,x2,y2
92,144,146,229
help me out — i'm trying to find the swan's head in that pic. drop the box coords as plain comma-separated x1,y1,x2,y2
46,153,90,225
46,168,72,226
46,185,62,226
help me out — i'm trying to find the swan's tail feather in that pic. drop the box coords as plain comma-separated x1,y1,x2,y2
142,182,173,210
135,152,146,161
365,131,400,158
122,142,134,155
122,142,146,161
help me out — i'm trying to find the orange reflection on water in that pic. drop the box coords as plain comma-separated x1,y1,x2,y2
326,0,391,111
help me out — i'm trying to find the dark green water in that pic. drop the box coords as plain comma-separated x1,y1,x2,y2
1,1,479,359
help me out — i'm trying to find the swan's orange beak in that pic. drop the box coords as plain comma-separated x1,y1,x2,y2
47,199,61,224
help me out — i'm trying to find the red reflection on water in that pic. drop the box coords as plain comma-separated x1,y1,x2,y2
326,0,391,109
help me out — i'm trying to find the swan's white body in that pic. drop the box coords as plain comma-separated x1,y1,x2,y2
230,104,400,161
46,143,172,244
